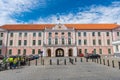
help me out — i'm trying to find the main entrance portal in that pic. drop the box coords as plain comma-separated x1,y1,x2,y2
56,48,64,57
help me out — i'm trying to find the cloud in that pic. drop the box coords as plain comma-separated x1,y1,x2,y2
0,0,43,26
34,1,120,24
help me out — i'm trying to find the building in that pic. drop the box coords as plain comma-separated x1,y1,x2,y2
0,24,120,57
112,27,120,57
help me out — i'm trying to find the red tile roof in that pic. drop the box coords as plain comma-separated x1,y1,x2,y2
1,24,118,30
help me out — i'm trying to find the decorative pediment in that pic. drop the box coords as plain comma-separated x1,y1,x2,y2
52,24,68,30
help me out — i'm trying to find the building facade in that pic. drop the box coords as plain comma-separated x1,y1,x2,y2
0,24,120,57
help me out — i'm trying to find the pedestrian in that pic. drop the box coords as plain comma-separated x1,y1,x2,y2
8,57,13,69
13,58,17,69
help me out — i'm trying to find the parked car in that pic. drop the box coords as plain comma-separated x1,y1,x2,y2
84,53,101,59
0,55,4,60
33,55,39,59
79,53,84,57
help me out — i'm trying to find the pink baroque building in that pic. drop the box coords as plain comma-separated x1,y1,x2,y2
0,24,120,57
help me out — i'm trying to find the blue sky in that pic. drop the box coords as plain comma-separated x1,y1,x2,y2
0,0,120,25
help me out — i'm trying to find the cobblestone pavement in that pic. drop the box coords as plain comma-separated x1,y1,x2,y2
0,59,120,80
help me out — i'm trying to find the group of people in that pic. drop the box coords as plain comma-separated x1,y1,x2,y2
2,56,27,69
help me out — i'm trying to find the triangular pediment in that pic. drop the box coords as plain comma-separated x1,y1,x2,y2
52,24,68,30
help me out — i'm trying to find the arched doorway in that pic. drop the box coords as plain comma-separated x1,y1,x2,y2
47,49,51,57
56,48,64,57
68,49,73,57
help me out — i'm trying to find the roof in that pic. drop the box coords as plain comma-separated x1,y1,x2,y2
1,24,118,30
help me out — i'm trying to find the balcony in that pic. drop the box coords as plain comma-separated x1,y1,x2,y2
43,43,76,47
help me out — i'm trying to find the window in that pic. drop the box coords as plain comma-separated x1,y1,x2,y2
0,40,2,45
23,49,26,55
99,49,102,54
55,32,58,35
117,32,120,36
78,40,81,45
79,49,82,54
107,39,110,45
93,39,96,45
84,39,87,45
0,49,1,54
38,32,41,37
33,33,36,37
108,49,111,54
10,40,13,46
93,49,96,54
24,40,27,45
24,33,27,37
84,49,87,54
68,32,71,37
10,33,13,37
92,32,95,36
98,32,101,36
1,33,3,37
19,33,22,37
18,49,21,54
38,40,41,45
83,32,86,36
62,32,64,35
55,38,58,44
116,45,119,52
49,32,52,37
18,40,21,46
38,49,41,54
48,38,51,45
9,49,12,55
62,38,64,44
68,38,71,44
106,32,109,36
32,49,35,54
33,40,36,45
78,32,81,36
98,39,101,45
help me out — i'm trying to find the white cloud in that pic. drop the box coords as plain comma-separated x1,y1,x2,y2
0,0,44,26
34,1,120,24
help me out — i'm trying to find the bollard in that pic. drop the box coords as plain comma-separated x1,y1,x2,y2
107,60,110,66
50,59,52,65
100,58,102,64
118,62,120,69
42,59,44,65
97,58,98,63
35,59,37,66
75,58,77,62
69,58,71,62
103,59,105,65
64,59,66,65
86,58,88,62
28,59,30,66
5,63,8,70
92,58,93,62
112,60,115,68
71,59,74,64
57,59,59,65
81,58,83,62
